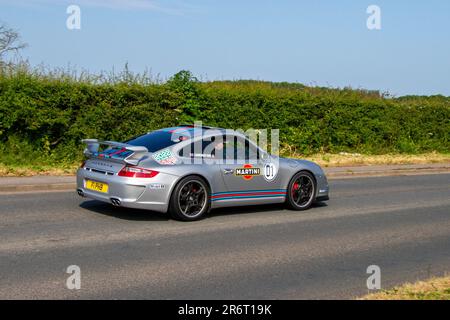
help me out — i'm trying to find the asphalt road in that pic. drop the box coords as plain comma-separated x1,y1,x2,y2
0,174,449,299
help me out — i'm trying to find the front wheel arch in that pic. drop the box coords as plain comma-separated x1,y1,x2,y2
285,170,317,210
293,169,317,193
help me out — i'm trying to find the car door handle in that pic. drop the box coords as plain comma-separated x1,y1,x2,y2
223,168,234,175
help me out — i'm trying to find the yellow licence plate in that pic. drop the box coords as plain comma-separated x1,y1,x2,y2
85,180,109,193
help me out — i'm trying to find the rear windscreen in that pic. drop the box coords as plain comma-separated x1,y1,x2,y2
125,131,180,153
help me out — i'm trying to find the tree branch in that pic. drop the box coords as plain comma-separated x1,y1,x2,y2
0,23,27,61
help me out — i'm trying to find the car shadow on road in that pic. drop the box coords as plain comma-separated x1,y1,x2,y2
79,199,328,222
79,200,169,221
208,201,328,219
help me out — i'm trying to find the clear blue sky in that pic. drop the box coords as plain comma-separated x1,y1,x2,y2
1,0,450,96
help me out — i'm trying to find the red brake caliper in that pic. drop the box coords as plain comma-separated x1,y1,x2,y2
292,182,300,196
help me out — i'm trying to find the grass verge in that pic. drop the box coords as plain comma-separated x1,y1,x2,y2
0,163,79,177
304,152,450,167
361,275,450,300
0,152,449,177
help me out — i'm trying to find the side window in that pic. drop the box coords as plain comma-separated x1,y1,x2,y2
222,135,260,161
222,135,236,160
235,137,247,160
178,135,261,161
178,137,220,158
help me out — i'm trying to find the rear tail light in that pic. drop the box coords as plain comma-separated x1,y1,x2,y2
118,165,159,178
80,160,86,168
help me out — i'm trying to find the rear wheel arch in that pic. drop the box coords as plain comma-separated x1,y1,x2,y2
168,173,212,201
175,173,212,194
168,174,212,221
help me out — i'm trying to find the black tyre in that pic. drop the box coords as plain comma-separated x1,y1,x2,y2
168,176,210,221
286,171,316,210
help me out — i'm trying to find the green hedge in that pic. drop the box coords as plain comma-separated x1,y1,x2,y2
0,70,449,166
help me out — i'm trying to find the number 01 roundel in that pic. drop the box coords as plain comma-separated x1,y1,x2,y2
263,162,278,182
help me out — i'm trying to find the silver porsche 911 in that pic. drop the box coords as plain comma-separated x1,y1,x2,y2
77,125,329,221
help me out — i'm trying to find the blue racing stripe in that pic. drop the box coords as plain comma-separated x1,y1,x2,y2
212,189,286,196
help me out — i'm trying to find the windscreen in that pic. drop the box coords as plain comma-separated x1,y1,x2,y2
125,131,181,153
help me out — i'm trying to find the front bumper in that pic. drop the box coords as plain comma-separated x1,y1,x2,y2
76,168,178,213
315,172,330,201
316,195,330,202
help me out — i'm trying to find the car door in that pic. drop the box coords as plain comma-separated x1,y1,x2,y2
177,136,228,196
216,134,285,205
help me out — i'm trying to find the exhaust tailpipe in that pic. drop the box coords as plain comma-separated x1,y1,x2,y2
77,189,85,197
110,198,121,206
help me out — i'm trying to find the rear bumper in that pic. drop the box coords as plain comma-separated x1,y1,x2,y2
76,168,178,213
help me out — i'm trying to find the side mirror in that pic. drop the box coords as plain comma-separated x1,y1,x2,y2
260,151,270,161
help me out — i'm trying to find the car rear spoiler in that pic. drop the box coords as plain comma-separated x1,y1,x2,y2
82,139,148,166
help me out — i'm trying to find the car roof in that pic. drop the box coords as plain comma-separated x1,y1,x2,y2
154,125,245,138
